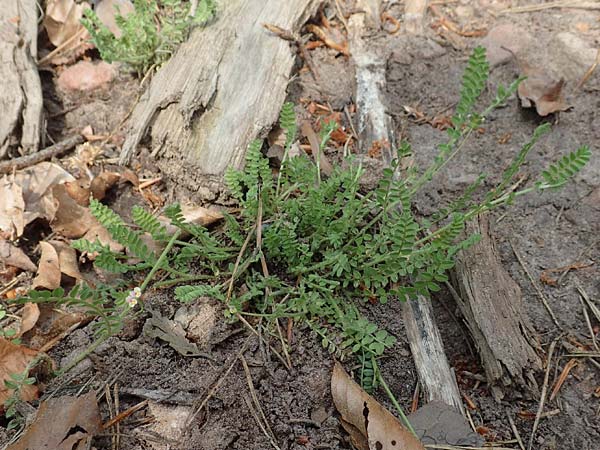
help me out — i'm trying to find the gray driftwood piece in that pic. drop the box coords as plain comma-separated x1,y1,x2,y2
349,3,463,413
452,215,542,401
0,0,43,158
119,0,320,200
348,0,395,159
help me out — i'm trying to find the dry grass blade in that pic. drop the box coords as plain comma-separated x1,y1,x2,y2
510,241,561,329
549,358,577,401
528,337,559,450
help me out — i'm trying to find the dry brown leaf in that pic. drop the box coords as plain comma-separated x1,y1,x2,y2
51,184,97,238
32,242,61,291
331,362,425,450
180,204,224,227
21,304,89,351
507,51,572,116
64,179,91,206
7,391,102,450
1,163,76,239
300,121,334,177
90,171,121,200
50,240,84,280
31,242,60,290
0,240,37,272
17,303,40,337
119,167,140,187
0,177,25,240
0,338,39,407
44,0,89,46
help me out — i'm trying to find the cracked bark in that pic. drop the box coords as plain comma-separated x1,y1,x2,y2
0,0,43,158
119,0,321,201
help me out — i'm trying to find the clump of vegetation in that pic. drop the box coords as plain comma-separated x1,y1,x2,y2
81,0,216,74
18,48,589,394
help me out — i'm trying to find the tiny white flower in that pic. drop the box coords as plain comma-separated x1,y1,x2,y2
126,295,138,307
132,287,142,298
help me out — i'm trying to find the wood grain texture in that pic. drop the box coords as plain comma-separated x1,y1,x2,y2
0,0,43,157
453,215,542,401
402,295,464,413
119,0,321,200
348,0,395,159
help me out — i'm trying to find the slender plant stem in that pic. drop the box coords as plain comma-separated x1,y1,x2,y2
140,230,182,293
374,359,417,436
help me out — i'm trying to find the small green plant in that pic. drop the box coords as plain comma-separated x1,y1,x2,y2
3,357,41,431
17,47,590,397
0,306,18,341
82,0,216,74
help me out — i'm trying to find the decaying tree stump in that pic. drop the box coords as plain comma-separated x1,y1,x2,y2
0,0,43,158
452,215,542,401
119,0,321,201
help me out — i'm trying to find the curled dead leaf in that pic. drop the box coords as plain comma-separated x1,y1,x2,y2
0,339,39,408
1,162,75,239
50,240,84,280
331,362,425,450
18,303,40,337
7,391,101,450
21,304,89,352
0,177,25,240
180,204,224,227
90,171,121,200
0,240,37,272
43,0,89,47
64,179,91,206
32,242,61,291
51,184,96,238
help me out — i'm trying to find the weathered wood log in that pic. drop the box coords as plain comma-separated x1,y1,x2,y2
0,0,43,158
402,296,465,413
349,2,463,413
119,0,320,201
452,214,542,401
348,0,395,159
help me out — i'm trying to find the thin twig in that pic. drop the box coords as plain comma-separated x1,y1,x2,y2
103,400,149,430
510,241,561,329
0,134,84,174
576,48,600,91
506,409,526,450
240,355,280,449
528,337,559,450
184,335,251,429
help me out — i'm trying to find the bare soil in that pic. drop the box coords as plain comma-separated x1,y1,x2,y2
2,2,599,449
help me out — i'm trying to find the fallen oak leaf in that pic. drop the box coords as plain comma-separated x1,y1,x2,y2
32,242,61,291
7,391,102,450
0,338,39,408
331,362,425,450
